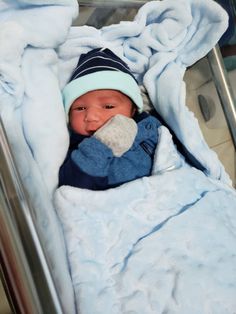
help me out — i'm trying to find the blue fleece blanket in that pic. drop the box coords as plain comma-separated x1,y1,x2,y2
55,126,236,314
0,0,236,313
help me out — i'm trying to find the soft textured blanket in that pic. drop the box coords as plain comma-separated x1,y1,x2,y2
0,1,78,313
55,126,236,314
1,0,236,313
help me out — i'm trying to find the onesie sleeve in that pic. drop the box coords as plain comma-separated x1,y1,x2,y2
59,137,114,190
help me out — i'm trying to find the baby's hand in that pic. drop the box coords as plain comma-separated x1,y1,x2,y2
94,114,138,157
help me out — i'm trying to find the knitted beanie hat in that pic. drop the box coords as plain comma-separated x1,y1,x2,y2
62,48,143,116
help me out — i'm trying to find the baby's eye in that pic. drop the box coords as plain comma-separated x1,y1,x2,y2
74,106,86,111
104,104,115,109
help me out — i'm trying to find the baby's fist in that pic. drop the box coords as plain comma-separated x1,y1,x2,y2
94,114,138,157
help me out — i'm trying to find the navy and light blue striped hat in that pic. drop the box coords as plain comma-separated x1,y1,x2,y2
62,48,143,116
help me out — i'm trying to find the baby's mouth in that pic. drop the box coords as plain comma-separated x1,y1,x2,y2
86,130,96,136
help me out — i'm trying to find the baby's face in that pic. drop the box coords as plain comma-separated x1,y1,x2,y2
69,89,136,136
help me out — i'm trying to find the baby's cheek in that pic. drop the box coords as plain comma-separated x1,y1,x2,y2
70,115,85,133
103,115,114,124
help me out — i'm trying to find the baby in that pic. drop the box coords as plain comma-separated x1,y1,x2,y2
59,48,161,190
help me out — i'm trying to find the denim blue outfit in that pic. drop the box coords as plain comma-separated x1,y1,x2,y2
59,112,161,190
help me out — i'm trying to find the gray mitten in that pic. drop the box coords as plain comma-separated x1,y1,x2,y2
94,114,138,157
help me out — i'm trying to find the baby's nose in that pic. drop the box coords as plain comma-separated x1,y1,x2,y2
85,107,100,122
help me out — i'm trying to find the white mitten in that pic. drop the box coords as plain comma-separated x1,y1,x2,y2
94,114,138,157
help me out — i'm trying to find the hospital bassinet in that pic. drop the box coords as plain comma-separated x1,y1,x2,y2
1,0,236,313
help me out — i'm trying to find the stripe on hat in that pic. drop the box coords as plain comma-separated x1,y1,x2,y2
73,55,130,74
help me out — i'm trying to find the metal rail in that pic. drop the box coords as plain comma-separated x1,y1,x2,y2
0,119,63,314
79,0,147,8
207,45,236,150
